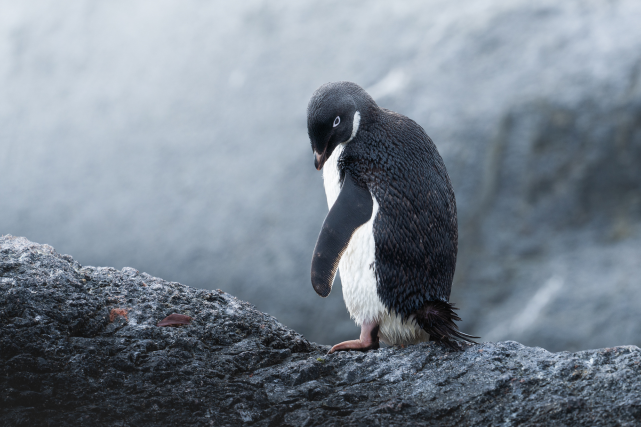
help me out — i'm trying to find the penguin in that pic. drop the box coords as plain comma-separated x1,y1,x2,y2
307,81,477,353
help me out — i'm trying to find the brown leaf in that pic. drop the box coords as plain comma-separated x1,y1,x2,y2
157,313,192,327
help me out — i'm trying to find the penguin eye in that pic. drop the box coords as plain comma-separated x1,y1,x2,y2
333,116,340,127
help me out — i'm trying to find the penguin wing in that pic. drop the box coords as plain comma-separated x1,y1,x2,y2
311,172,373,297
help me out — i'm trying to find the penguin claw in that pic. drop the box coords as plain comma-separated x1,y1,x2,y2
328,339,380,354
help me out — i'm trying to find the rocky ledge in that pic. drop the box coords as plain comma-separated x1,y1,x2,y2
1,235,640,426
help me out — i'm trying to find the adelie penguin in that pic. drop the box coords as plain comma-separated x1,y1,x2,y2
307,81,477,354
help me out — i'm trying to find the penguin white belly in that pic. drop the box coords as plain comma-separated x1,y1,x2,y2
323,145,428,346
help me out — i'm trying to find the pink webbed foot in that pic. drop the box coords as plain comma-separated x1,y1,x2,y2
328,321,380,354
328,339,380,353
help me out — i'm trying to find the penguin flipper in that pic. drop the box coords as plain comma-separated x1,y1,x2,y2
311,172,373,297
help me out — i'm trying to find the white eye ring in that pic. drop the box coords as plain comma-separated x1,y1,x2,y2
333,116,340,127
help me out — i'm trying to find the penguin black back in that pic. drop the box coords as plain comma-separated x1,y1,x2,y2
341,109,458,320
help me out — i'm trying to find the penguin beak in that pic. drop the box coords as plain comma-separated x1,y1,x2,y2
314,151,327,171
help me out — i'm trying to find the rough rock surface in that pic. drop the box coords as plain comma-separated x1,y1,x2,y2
2,236,641,426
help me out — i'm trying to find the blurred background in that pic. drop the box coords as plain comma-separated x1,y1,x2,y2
1,0,640,352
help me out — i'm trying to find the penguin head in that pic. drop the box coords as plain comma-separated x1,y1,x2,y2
307,82,373,170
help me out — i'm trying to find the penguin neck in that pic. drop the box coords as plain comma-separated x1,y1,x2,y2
346,111,361,144
322,143,345,209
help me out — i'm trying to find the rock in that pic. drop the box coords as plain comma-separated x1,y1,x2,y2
2,236,641,426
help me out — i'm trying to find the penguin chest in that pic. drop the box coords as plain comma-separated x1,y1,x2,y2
339,198,383,325
322,144,383,325
322,146,430,346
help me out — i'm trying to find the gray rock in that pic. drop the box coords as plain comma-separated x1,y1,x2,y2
2,236,641,426
1,0,641,351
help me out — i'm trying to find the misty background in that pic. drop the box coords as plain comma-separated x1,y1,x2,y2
1,0,640,352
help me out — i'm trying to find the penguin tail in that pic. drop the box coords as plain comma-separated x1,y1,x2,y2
416,301,479,351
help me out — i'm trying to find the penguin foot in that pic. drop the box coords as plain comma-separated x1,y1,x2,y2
328,322,380,354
